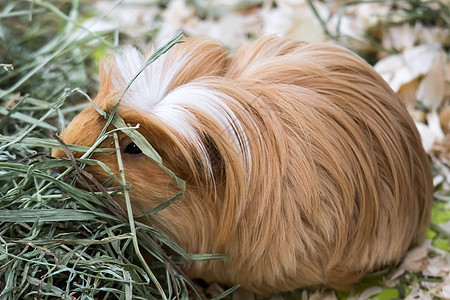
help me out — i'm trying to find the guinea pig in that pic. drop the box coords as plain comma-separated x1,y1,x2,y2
52,36,433,294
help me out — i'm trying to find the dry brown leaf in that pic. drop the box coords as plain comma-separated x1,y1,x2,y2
374,43,440,92
440,106,450,134
348,286,382,300
328,14,368,49
416,51,447,108
428,110,446,142
230,288,256,300
416,122,438,153
397,79,421,108
400,241,430,272
405,283,433,300
155,0,196,46
94,0,160,34
353,3,390,28
262,0,329,43
309,290,337,300
187,12,260,49
5,93,20,109
423,255,450,277
382,23,420,51
204,282,224,298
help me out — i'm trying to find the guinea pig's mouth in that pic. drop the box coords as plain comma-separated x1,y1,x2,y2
51,133,127,215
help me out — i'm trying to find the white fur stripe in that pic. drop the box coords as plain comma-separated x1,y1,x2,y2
154,84,251,172
112,48,251,176
112,47,189,109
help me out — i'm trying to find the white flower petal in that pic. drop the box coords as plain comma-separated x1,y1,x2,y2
375,44,441,92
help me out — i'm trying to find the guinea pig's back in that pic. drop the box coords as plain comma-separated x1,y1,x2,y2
217,37,433,291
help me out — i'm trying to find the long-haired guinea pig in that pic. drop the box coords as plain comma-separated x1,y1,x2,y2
53,36,433,294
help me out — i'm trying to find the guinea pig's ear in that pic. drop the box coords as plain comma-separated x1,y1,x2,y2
90,57,121,112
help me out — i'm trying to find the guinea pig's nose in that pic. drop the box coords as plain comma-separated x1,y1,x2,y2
51,132,70,159
51,147,66,159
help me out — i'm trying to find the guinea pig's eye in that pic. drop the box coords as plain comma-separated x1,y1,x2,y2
124,142,142,155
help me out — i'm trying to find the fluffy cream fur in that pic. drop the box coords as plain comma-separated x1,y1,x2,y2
53,36,433,294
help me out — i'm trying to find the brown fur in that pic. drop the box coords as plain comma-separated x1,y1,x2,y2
53,36,433,294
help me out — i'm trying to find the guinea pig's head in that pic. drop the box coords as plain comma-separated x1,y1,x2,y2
52,104,184,214
52,37,231,249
